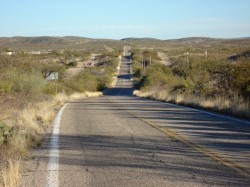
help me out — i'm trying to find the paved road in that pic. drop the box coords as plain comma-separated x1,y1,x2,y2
21,56,250,186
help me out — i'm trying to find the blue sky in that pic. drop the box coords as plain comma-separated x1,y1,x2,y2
1,0,250,39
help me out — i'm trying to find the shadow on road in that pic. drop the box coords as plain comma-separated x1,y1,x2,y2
34,133,250,186
104,87,133,96
69,96,250,174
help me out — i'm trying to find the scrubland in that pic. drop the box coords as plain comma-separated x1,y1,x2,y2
0,47,120,187
131,43,250,119
0,36,249,186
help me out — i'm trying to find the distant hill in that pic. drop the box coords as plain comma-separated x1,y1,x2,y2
121,36,250,44
121,37,221,43
121,37,162,41
0,36,121,50
0,36,92,45
1,36,249,45
165,37,220,43
0,36,249,50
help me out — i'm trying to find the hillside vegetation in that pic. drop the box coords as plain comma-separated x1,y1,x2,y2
0,44,121,186
131,44,250,119
0,36,249,186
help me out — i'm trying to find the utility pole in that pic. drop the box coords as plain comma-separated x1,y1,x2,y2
123,46,125,56
142,56,144,69
150,47,153,65
140,50,143,68
205,49,208,62
186,52,191,68
186,52,189,63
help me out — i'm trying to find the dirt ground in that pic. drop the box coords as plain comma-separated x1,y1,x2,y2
64,54,101,78
0,95,24,124
157,51,171,65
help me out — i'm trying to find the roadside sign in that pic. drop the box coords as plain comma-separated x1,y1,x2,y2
46,72,58,80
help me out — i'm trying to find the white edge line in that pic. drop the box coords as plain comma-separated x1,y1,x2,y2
139,97,250,125
47,104,67,187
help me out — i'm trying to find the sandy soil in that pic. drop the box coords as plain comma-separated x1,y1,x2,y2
64,54,101,78
0,95,24,124
157,52,171,65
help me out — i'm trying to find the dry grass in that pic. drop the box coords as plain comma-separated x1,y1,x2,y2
133,90,154,98
53,92,102,105
8,133,29,158
134,89,250,119
83,91,103,98
2,158,21,187
0,91,102,187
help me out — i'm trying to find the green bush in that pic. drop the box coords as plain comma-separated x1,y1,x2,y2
67,56,118,92
132,48,250,103
97,74,112,90
67,61,77,67
0,79,13,94
232,60,250,96
43,81,71,95
132,60,142,78
142,64,174,88
12,71,46,97
0,121,11,144
0,49,121,98
0,67,46,97
68,70,99,92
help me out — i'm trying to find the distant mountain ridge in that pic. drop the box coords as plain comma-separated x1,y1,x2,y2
121,37,161,41
122,36,250,42
0,36,92,45
0,36,249,48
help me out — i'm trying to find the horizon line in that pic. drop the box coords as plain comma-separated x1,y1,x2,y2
0,35,250,41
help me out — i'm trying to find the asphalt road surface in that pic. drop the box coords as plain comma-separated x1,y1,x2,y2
21,56,250,186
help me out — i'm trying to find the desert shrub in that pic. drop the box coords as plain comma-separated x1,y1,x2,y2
67,61,77,67
132,48,250,118
38,62,65,79
0,67,46,98
205,60,234,94
132,60,143,78
232,59,250,97
0,80,14,94
43,81,72,95
171,57,191,78
43,81,57,95
131,49,160,70
68,70,99,92
67,56,119,92
141,64,174,88
11,70,46,97
131,50,141,62
97,74,112,90
0,121,11,144
102,60,118,74
0,53,18,68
